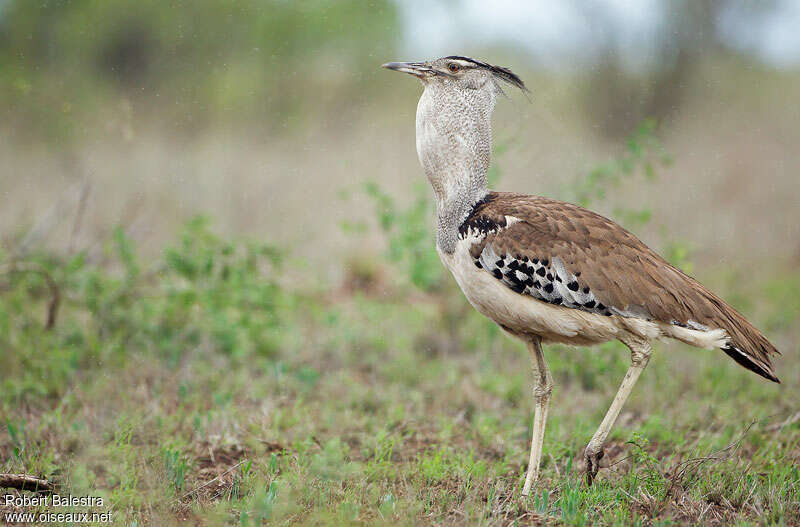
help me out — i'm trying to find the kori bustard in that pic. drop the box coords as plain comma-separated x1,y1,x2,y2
382,56,780,495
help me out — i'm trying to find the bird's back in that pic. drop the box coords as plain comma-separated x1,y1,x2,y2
453,191,780,382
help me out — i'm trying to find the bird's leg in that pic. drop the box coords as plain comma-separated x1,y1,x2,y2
522,336,553,497
584,338,652,485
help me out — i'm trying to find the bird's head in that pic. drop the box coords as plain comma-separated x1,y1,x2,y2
381,56,526,215
382,56,527,100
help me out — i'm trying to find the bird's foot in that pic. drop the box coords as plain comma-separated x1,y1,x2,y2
584,445,604,486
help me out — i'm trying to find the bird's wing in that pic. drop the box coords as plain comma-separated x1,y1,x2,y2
461,192,779,382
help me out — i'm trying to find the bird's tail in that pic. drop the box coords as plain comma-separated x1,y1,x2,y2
721,341,780,383
710,295,781,383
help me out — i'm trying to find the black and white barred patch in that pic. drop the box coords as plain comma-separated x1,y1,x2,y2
474,246,613,317
457,200,613,317
457,198,507,240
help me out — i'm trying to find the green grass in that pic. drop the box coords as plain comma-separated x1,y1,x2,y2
1,216,797,526
1,129,798,525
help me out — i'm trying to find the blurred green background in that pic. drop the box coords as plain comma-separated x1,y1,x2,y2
0,0,797,270
0,1,799,525
0,0,397,138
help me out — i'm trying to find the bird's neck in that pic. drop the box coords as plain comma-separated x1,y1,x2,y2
415,85,493,254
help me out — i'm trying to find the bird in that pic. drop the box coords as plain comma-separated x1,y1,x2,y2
381,56,780,496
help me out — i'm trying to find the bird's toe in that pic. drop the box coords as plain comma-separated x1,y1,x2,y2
584,446,604,486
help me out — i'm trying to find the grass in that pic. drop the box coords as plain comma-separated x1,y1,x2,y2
1,129,799,526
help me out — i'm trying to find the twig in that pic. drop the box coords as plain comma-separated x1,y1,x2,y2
67,179,91,254
0,473,55,493
665,420,756,497
549,452,561,478
697,501,713,523
0,262,60,330
608,454,632,468
19,179,87,255
765,411,800,432
174,459,246,504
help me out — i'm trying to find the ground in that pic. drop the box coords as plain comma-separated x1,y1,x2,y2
0,208,798,526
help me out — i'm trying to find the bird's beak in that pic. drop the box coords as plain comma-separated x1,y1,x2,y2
382,61,433,79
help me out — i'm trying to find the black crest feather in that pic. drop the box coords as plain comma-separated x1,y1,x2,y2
444,56,528,92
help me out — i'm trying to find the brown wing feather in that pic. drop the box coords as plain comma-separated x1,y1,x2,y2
466,192,780,382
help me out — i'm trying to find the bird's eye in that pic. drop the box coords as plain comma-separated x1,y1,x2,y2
447,63,460,73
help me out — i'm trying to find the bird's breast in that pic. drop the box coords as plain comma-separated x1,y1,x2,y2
439,233,622,346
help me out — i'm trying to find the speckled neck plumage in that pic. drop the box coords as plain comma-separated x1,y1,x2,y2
414,80,496,254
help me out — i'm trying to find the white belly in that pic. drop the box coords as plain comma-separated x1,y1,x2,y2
439,236,627,346
438,230,731,350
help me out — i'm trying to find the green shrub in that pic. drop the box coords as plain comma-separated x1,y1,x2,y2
0,216,292,403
